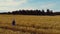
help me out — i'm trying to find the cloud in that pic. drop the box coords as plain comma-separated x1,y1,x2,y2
0,0,27,6
18,3,56,11
19,7,35,10
39,3,56,9
0,0,59,12
36,3,56,11
0,0,28,12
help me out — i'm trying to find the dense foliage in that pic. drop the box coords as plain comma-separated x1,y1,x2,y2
0,9,60,15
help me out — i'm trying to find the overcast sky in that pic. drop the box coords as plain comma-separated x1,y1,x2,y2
0,0,60,12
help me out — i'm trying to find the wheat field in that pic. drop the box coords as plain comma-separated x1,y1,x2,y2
0,15,60,34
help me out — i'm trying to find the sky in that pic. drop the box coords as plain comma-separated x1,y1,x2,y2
0,0,60,12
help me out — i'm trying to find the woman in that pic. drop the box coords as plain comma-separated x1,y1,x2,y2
12,19,15,26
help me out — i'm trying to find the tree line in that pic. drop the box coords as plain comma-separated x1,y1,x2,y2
0,9,60,15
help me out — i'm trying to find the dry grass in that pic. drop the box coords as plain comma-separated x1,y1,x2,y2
0,15,60,34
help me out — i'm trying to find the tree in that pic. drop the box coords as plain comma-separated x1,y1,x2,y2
41,9,45,15
46,9,50,15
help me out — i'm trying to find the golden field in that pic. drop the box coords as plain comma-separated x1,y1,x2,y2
0,15,60,34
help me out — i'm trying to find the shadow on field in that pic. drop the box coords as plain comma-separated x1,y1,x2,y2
0,22,60,34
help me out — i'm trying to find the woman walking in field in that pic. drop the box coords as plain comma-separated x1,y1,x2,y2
12,19,15,26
